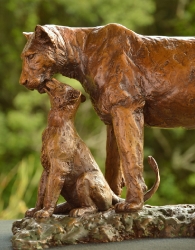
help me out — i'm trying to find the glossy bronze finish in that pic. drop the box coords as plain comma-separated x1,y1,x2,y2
19,23,181,212
25,78,124,218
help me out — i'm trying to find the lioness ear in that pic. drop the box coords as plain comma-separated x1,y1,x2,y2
35,25,53,45
23,32,33,40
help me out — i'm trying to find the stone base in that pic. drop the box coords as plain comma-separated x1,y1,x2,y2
12,204,195,249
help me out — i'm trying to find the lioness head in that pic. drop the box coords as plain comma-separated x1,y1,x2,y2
20,25,65,93
44,78,86,110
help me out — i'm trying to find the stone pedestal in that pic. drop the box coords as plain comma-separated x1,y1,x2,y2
12,205,195,249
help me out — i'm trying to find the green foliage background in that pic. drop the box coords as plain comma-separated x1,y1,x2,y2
1,0,195,219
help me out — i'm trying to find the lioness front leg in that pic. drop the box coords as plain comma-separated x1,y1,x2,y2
111,104,147,212
25,169,48,217
34,159,66,218
105,124,125,196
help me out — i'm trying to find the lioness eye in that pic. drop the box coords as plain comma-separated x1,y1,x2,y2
28,54,35,60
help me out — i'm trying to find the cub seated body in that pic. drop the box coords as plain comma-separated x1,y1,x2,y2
25,78,123,218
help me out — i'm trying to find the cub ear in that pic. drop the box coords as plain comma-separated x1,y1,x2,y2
35,25,54,45
66,89,83,104
81,94,86,103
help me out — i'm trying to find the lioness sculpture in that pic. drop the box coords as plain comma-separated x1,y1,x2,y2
20,23,194,212
25,78,159,218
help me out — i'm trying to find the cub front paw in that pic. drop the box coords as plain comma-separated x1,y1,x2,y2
34,209,51,218
25,208,39,217
115,201,143,213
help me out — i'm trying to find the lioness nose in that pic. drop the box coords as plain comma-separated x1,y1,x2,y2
19,74,27,85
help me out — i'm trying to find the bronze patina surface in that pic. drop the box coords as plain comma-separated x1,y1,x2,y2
19,23,194,212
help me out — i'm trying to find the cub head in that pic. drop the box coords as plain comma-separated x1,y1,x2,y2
44,78,86,111
19,25,65,93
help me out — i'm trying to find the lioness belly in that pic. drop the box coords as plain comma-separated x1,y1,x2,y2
144,94,195,129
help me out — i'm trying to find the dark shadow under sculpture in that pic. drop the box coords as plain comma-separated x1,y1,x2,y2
19,23,194,212
25,78,160,218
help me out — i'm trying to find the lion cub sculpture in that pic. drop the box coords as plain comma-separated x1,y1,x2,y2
25,78,123,218
25,78,160,218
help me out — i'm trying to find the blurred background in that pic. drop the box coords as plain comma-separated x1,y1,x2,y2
1,0,195,219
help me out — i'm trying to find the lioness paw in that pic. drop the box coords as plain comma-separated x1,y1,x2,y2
115,201,143,213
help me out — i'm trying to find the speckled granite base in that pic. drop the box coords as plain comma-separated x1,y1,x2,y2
12,204,195,249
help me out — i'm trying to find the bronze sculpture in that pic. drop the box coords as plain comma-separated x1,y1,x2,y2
25,78,159,218
19,23,195,212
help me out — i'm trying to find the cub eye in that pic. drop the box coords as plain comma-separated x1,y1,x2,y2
28,54,35,60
